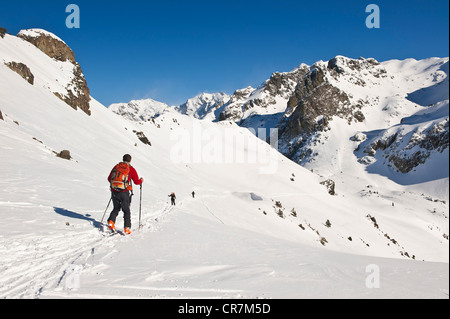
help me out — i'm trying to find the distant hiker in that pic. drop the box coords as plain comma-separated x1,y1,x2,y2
107,154,144,235
169,192,176,206
192,191,195,198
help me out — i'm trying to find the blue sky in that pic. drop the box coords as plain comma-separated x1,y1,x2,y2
1,0,449,106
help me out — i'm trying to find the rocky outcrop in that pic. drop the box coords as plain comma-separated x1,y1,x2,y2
53,63,91,115
57,150,72,160
5,61,34,85
284,61,367,135
389,119,449,173
17,29,91,115
263,65,309,99
0,110,3,121
320,179,336,195
284,70,350,137
355,101,449,175
218,87,254,122
133,131,152,146
277,60,368,162
0,27,6,39
17,30,75,63
327,56,383,76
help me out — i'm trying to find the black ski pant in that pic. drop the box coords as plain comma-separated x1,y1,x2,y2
108,191,132,228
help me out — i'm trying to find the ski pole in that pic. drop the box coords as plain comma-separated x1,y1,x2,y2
101,197,112,224
139,184,143,229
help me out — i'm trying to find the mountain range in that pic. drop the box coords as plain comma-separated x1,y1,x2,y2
110,53,449,200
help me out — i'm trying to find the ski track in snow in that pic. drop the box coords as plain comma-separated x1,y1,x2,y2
0,230,101,298
0,202,175,299
35,201,256,300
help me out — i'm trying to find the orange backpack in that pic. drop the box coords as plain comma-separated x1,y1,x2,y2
110,162,131,191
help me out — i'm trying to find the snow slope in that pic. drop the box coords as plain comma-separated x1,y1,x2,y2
0,30,448,299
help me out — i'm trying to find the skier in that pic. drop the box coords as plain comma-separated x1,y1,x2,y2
192,191,195,198
169,192,176,206
107,154,144,235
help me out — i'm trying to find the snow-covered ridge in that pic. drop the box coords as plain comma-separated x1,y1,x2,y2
17,28,67,45
113,56,449,201
176,92,231,120
109,98,177,122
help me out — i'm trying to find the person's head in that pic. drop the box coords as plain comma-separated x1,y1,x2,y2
123,154,132,163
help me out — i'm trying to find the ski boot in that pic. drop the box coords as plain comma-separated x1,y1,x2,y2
108,220,116,232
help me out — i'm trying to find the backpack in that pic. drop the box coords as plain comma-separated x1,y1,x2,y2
110,162,131,191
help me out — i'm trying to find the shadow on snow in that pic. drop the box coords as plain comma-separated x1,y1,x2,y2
53,207,103,230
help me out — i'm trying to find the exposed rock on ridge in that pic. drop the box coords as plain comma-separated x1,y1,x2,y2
5,61,34,85
17,29,75,63
17,29,91,115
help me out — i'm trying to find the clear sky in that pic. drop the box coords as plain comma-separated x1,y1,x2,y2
1,0,449,107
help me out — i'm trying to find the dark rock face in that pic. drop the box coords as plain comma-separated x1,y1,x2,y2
283,63,365,139
277,61,367,163
57,150,72,160
218,87,254,122
18,31,76,63
320,179,336,195
5,61,34,85
356,115,449,174
388,119,449,173
133,131,152,146
327,56,382,75
0,110,4,121
263,65,310,100
0,27,6,39
53,64,91,116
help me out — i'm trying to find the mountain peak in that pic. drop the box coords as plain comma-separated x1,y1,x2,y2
176,92,231,120
17,29,67,45
326,55,380,74
109,98,174,122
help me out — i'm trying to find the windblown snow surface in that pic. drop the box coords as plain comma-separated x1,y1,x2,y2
0,31,448,299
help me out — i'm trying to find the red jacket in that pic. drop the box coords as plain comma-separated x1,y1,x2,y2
108,163,143,192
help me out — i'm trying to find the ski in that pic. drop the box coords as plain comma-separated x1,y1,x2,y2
101,230,125,237
98,222,134,237
108,231,120,237
99,228,118,237
98,223,122,237
108,228,126,236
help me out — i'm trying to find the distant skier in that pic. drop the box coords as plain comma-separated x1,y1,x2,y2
192,191,195,198
107,154,144,235
169,192,176,206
